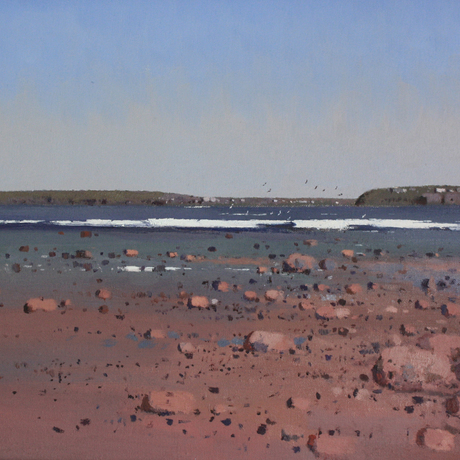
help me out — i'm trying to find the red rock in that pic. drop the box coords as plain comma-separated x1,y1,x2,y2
124,249,138,257
415,299,429,310
446,396,459,414
264,289,283,301
23,298,58,313
299,300,314,310
417,428,455,451
372,341,460,392
243,331,294,353
19,245,29,252
315,305,336,319
341,249,354,258
98,305,109,314
188,296,210,309
283,253,315,273
142,391,196,415
184,254,196,262
244,291,258,301
346,284,362,295
442,302,460,317
96,289,112,300
303,239,318,246
76,250,92,259
271,267,279,274
166,251,178,258
257,266,268,274
80,231,92,238
216,281,229,292
178,342,196,353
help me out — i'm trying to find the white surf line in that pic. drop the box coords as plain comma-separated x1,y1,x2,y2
294,218,460,231
118,266,192,272
1,217,459,231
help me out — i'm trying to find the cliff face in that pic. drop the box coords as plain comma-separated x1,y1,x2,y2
355,186,460,206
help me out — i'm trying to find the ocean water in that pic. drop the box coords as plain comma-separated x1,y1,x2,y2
0,204,459,308
0,204,459,231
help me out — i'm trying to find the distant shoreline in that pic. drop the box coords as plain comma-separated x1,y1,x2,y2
0,190,355,207
1,186,459,207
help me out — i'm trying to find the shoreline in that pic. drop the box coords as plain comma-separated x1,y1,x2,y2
1,226,460,458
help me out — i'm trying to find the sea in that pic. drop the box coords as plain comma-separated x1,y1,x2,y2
0,204,459,307
0,204,459,263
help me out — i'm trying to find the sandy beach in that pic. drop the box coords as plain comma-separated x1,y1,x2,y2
1,226,460,459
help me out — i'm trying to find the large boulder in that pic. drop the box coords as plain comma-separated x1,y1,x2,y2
140,390,196,415
416,428,455,451
243,331,294,353
372,335,460,393
282,253,315,273
24,298,58,313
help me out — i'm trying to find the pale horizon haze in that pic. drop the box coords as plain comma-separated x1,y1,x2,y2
1,1,460,199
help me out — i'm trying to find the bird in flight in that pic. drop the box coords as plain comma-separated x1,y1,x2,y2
262,182,267,186
305,179,308,184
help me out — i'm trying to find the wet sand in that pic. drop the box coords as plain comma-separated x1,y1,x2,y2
1,228,460,459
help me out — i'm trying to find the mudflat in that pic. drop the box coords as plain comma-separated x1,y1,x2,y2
1,227,459,459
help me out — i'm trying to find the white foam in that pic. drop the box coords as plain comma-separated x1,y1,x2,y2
0,217,459,231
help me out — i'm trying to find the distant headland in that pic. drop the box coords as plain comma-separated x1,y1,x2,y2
0,187,458,206
355,185,460,206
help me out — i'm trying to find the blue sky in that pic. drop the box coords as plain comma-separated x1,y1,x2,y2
1,1,460,197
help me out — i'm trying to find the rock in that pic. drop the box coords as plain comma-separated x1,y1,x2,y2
415,299,429,310
243,331,294,353
141,391,196,415
178,342,196,354
385,305,398,313
282,253,315,273
166,251,178,258
341,249,354,258
372,338,460,393
345,284,362,295
80,231,92,238
24,298,58,313
303,239,318,246
315,435,356,456
335,307,350,319
96,289,112,300
76,250,92,259
188,296,210,309
183,254,196,262
271,267,280,274
299,300,314,311
400,324,416,336
416,428,455,451
214,281,229,292
441,302,460,317
319,259,337,270
446,396,459,415
264,289,283,301
315,305,336,320
19,245,29,252
244,291,258,301
257,266,268,274
98,305,109,314
124,249,138,257
12,263,21,273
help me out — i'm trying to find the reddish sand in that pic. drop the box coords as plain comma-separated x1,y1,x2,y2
1,242,460,459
